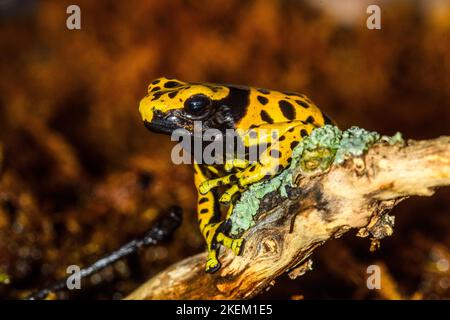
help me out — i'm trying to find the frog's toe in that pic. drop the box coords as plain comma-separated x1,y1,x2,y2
224,162,234,172
231,238,245,256
219,193,232,204
219,185,240,204
205,258,221,273
199,181,212,195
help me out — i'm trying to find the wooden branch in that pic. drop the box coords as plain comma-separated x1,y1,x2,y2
125,136,450,300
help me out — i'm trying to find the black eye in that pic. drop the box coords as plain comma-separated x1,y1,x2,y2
184,94,211,117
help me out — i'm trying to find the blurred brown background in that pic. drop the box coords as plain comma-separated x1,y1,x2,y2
0,0,449,299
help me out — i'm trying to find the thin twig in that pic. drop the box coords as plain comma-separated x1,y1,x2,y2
27,206,183,300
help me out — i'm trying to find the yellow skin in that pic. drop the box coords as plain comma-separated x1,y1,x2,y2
139,77,333,273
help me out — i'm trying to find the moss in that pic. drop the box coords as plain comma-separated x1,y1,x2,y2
229,125,404,236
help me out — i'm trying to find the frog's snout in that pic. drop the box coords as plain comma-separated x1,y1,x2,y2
141,103,179,135
139,95,154,123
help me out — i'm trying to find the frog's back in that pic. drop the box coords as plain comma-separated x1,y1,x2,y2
232,85,333,132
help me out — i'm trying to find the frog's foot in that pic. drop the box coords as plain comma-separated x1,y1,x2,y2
205,254,221,273
216,232,245,256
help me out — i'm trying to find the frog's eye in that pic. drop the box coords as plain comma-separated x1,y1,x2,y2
184,94,211,118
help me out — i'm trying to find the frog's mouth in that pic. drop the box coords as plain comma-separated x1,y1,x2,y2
143,107,191,135
143,119,178,135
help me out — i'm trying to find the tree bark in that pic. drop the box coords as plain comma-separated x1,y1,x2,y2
125,136,450,300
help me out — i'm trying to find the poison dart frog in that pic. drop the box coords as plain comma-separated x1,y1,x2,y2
139,77,334,273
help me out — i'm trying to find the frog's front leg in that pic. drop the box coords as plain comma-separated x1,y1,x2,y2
199,158,283,204
201,153,287,204
223,137,300,198
199,158,250,195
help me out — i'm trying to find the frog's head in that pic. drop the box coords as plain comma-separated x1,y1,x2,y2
139,77,237,136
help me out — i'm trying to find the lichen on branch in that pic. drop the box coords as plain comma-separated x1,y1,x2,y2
230,125,404,236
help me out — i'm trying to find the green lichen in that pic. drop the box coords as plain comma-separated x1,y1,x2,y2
334,127,380,164
229,125,403,236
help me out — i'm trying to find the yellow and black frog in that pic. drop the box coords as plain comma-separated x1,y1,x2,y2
139,77,333,273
